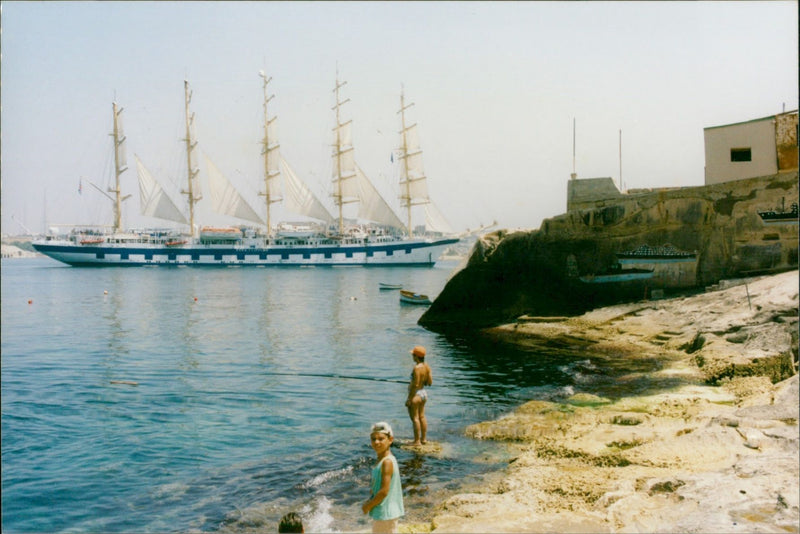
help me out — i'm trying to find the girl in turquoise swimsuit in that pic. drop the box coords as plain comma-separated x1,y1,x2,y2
362,422,404,533
405,345,433,446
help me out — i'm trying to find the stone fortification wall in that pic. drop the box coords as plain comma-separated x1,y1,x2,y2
420,171,798,330
566,177,624,211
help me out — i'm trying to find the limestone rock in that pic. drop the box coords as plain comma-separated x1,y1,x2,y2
421,172,798,330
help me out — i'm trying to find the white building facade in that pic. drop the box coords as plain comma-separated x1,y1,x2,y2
704,111,798,185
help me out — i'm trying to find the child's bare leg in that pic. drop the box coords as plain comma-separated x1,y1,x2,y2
419,403,427,444
408,400,422,445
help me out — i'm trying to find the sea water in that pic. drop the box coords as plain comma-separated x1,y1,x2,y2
1,258,651,533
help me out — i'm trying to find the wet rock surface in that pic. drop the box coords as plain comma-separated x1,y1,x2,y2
427,270,799,533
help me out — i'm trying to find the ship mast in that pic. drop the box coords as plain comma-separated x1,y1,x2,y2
397,86,430,237
109,102,130,234
332,70,355,235
398,87,415,237
181,80,202,237
259,71,281,237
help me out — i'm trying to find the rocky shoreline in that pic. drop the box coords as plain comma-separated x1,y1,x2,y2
419,172,799,332
413,270,798,533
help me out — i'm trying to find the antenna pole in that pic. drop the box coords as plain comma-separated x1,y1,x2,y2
571,118,577,180
619,129,623,191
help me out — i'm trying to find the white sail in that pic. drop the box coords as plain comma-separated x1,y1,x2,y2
332,122,356,187
115,109,128,170
402,174,429,204
424,201,455,235
206,155,265,225
396,88,458,240
402,125,426,183
136,155,188,224
332,147,356,179
332,117,358,204
355,164,404,230
404,123,421,153
332,149,358,200
266,117,279,149
281,157,335,223
399,125,429,206
335,119,353,147
186,113,201,198
264,117,282,199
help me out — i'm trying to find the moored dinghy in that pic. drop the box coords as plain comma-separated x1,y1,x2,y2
379,282,402,290
399,289,432,305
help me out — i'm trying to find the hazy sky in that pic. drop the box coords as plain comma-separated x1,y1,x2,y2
1,1,797,235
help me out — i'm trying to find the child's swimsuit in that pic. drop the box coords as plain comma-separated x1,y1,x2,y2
410,369,428,401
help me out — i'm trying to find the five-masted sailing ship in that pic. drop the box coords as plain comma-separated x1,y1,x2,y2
33,75,458,266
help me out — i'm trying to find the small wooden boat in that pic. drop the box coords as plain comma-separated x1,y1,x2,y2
399,289,432,305
379,282,402,290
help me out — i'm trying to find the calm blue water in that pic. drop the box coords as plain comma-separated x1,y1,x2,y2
2,257,611,533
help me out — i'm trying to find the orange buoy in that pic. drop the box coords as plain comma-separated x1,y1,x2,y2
194,297,198,302
28,299,33,304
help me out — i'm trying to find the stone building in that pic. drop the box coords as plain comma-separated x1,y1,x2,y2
566,177,622,212
704,110,798,185
567,110,798,212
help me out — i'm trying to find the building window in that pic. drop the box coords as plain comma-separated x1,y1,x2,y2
730,148,752,162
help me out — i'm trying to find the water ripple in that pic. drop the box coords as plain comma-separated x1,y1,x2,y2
2,259,602,533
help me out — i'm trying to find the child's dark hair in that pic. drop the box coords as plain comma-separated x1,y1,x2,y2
278,512,303,533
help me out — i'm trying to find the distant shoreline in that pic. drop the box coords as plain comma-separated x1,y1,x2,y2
1,244,40,259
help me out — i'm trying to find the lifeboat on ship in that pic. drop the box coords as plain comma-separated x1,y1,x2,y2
199,226,243,244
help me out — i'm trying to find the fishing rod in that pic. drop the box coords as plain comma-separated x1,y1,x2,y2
264,371,407,384
107,372,408,388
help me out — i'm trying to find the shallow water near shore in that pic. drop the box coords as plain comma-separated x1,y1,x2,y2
2,258,666,533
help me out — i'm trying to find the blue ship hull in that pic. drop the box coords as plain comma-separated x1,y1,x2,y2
32,237,459,267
